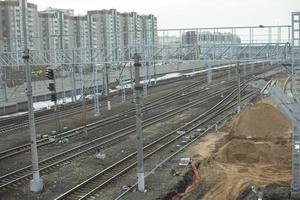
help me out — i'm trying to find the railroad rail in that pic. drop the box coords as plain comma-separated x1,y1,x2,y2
0,62,267,134
0,73,205,134
54,83,257,200
0,63,274,193
0,76,226,160
0,80,238,190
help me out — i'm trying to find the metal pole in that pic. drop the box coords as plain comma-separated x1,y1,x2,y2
104,62,111,110
236,60,241,113
94,67,100,116
130,62,136,102
143,63,148,97
133,53,145,192
72,50,77,102
153,61,157,84
0,66,7,102
61,70,65,103
80,67,84,96
207,63,212,83
21,0,43,192
58,11,66,103
81,70,88,135
53,73,61,133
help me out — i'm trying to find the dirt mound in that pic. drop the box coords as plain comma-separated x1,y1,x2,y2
196,102,292,200
215,139,290,165
230,103,291,139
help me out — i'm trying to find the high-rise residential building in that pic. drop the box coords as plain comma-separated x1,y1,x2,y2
73,15,97,49
0,0,39,52
88,9,121,61
140,14,158,48
38,12,59,50
183,31,241,46
119,12,143,59
39,7,76,50
0,0,159,63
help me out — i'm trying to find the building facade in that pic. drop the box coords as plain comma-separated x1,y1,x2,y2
88,9,122,61
0,0,158,63
183,31,241,46
0,0,39,52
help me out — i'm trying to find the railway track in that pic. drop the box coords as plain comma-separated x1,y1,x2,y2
0,77,224,160
0,63,257,134
0,64,274,195
0,74,204,135
53,84,257,200
0,65,272,162
0,80,240,191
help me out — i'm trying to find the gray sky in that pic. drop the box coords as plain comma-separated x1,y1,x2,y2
30,0,300,29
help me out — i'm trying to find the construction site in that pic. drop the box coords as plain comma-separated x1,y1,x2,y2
0,0,300,200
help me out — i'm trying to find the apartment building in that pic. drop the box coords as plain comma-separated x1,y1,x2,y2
119,12,143,59
39,8,77,50
88,9,122,61
0,0,39,52
140,14,158,47
0,0,159,63
183,31,241,46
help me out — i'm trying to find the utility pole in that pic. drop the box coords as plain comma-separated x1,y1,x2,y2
53,73,61,133
236,60,241,113
207,63,212,83
93,66,100,116
133,53,145,192
71,50,77,102
0,66,7,102
81,69,88,136
130,62,136,102
89,16,99,116
104,61,111,110
21,0,43,192
58,11,66,103
153,61,157,84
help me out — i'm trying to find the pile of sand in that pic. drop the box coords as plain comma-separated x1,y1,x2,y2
230,103,292,140
195,102,292,200
215,139,291,165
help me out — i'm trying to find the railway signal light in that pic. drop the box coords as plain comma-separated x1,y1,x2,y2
45,69,54,80
48,83,55,91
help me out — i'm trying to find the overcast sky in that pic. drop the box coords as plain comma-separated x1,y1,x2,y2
30,0,300,29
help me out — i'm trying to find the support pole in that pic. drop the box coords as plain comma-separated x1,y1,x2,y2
95,68,100,116
81,74,88,136
207,63,212,83
133,53,145,192
53,73,61,133
236,60,241,113
104,63,111,110
143,63,148,97
80,66,84,96
0,66,7,102
22,0,43,192
71,50,77,102
153,61,157,84
130,62,136,102
93,65,100,116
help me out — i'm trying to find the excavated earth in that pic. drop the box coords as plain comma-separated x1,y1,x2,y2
172,101,293,200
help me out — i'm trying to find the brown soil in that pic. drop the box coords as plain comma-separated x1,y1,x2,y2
215,139,290,165
229,102,291,140
184,101,292,200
